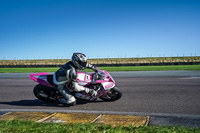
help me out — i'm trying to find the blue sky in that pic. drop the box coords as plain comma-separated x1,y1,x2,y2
0,0,200,60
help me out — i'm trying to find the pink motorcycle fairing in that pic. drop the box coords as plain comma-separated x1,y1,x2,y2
96,69,115,90
29,72,53,87
29,69,115,90
76,69,115,90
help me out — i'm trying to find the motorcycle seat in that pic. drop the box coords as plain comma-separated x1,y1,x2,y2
47,75,54,85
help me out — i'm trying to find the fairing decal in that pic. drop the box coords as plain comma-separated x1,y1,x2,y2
101,82,115,90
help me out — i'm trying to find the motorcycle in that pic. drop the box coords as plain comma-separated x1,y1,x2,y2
29,68,122,105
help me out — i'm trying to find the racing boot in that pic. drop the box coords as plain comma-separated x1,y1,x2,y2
57,85,76,106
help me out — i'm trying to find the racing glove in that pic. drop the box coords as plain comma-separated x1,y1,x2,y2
86,64,98,72
89,89,98,97
85,88,98,97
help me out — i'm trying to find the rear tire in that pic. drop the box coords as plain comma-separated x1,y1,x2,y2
33,84,56,103
99,87,122,101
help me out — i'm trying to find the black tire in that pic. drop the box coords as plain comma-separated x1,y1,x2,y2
99,87,122,101
33,84,56,103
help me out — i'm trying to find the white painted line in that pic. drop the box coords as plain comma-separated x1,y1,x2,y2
145,116,150,126
179,77,200,79
91,114,102,123
37,113,57,122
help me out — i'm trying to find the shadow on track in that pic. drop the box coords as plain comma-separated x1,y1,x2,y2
0,99,105,107
0,99,60,107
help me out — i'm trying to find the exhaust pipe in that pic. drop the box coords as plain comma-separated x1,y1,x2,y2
38,92,48,98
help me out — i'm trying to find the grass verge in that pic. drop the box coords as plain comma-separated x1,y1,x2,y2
0,65,200,73
0,120,199,133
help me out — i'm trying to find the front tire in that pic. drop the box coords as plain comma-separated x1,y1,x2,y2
99,87,122,101
33,84,56,103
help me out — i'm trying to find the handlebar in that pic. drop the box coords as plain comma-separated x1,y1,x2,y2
91,69,107,84
91,73,98,84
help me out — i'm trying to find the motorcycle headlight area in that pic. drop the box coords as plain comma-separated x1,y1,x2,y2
97,72,105,80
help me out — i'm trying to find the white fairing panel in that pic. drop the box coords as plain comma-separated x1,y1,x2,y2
77,73,85,81
77,73,92,86
102,82,115,90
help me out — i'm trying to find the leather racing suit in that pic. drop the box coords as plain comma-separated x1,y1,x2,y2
53,61,97,105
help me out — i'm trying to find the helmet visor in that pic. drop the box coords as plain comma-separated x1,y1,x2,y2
79,60,87,68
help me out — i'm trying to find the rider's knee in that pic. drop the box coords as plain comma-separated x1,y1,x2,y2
73,82,85,92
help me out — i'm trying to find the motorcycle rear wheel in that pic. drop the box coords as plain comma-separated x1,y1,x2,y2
33,84,56,103
99,87,122,101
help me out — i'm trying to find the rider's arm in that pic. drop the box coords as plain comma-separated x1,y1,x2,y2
86,64,98,72
66,68,77,82
67,68,85,92
67,69,85,92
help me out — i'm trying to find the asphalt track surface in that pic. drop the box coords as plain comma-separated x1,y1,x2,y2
0,71,200,127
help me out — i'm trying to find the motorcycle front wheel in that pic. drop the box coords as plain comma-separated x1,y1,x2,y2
33,84,57,103
99,87,122,102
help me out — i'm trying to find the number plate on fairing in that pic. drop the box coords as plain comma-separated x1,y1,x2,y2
77,73,92,86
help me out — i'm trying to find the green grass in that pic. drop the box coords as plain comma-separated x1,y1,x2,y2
99,65,200,71
0,65,200,73
0,67,59,73
0,120,199,133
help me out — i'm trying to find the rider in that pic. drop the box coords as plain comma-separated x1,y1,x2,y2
53,53,98,106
